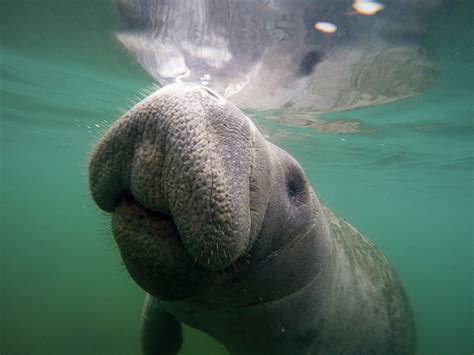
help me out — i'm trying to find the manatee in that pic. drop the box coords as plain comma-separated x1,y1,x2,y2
114,0,441,112
89,84,415,354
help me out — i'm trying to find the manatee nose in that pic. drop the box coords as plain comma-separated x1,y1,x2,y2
89,84,254,270
89,85,224,214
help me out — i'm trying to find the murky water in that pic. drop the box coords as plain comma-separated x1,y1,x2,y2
1,1,472,354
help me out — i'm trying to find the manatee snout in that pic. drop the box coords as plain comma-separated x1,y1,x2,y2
89,84,263,298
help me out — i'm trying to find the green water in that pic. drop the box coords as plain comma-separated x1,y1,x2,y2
1,1,472,354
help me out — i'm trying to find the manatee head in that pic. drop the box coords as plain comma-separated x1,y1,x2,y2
89,84,317,302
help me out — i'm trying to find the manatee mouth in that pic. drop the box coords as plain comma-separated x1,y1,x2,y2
111,193,210,300
112,194,178,247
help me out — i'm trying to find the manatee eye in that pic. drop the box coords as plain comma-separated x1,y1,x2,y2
286,165,309,206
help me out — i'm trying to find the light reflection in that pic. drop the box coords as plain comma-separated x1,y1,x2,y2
314,21,338,34
353,0,385,16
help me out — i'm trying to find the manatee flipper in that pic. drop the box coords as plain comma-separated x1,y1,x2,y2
141,294,183,355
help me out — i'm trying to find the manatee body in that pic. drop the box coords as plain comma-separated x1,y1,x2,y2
89,84,415,354
115,0,441,112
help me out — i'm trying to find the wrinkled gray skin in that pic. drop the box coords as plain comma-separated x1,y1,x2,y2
89,84,415,354
115,0,443,112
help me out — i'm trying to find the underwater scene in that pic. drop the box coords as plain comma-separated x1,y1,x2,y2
1,0,472,354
